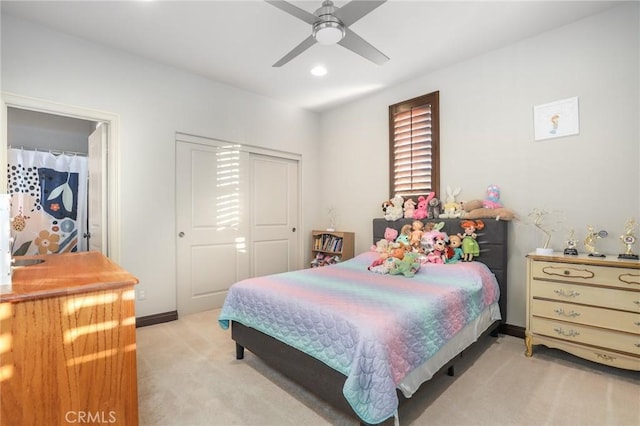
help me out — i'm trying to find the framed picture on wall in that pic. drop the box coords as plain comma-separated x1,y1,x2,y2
533,96,579,141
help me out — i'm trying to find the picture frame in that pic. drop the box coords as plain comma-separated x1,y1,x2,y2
533,96,579,141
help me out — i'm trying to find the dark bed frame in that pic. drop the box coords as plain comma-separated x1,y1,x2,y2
232,218,509,426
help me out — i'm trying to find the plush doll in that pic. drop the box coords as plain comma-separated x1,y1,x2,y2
427,197,441,219
459,220,485,261
396,224,412,247
462,199,516,221
403,198,417,219
384,195,405,221
369,256,395,274
446,234,464,263
440,186,462,218
410,220,424,249
389,252,421,278
389,244,407,260
482,185,503,209
425,231,448,264
384,227,399,242
370,238,389,253
413,192,434,220
419,221,445,254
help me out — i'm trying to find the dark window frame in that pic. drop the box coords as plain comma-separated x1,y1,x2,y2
388,91,440,201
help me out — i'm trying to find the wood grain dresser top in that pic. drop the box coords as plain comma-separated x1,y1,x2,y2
1,251,138,303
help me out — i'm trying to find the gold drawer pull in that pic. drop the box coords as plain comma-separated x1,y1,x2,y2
554,289,580,298
595,353,616,362
635,343,640,348
634,300,640,305
554,308,580,318
554,327,580,338
635,321,640,326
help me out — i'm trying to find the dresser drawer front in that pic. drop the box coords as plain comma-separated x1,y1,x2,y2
531,317,640,355
531,299,640,334
531,261,640,290
531,280,640,312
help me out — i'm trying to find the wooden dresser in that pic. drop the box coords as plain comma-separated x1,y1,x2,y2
525,252,639,370
0,252,139,425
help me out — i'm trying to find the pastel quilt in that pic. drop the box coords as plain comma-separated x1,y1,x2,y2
219,251,500,425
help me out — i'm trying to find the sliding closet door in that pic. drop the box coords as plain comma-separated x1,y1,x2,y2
176,141,251,315
249,154,299,277
176,137,300,315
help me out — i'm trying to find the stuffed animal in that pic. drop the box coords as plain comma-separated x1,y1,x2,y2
446,234,464,263
462,199,516,221
369,257,395,274
384,227,399,242
403,198,417,219
459,220,485,261
428,197,441,219
425,231,448,264
410,220,424,249
440,186,462,218
370,238,389,253
389,252,421,277
483,185,503,209
396,224,412,247
419,221,445,254
413,192,434,220
389,244,407,260
384,195,405,221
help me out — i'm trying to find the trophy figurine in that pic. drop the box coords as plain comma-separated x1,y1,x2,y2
584,225,608,257
563,229,578,255
618,218,639,260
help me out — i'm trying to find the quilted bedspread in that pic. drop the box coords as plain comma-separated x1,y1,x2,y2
218,251,500,425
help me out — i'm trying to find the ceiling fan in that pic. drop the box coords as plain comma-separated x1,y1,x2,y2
266,0,389,67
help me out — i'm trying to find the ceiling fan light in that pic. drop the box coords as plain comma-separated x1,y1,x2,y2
313,21,345,45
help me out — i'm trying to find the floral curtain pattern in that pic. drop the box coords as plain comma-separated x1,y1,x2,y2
7,148,88,255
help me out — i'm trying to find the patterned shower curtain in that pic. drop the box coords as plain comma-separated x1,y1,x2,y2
7,148,88,256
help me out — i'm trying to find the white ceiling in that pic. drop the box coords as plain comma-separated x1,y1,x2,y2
1,0,623,112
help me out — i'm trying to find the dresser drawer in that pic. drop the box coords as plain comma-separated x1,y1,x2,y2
531,299,640,334
531,261,640,291
531,317,640,356
531,280,640,313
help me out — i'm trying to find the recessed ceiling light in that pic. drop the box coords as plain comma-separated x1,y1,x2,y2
310,65,327,77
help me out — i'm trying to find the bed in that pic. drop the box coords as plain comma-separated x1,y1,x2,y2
219,218,508,425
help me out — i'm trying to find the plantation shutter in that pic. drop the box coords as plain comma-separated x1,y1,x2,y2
389,91,439,199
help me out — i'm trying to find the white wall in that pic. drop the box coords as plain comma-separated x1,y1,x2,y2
1,15,323,317
319,3,640,327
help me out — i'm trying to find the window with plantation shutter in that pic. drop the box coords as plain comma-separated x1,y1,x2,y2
389,91,440,200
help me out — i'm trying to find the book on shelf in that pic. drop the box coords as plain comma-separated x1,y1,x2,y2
315,233,344,253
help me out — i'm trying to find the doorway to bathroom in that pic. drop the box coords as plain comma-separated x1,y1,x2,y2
1,93,121,261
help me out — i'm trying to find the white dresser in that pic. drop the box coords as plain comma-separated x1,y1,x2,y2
525,252,639,370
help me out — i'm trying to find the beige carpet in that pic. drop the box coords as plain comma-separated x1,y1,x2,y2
136,309,639,426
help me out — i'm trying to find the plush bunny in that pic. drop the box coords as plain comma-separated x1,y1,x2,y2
413,192,434,220
439,186,462,218
403,198,417,219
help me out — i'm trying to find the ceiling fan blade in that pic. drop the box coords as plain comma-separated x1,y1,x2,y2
265,0,318,25
334,0,386,26
338,27,389,65
273,35,317,67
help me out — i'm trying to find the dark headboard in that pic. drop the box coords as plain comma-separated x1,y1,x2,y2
373,218,508,323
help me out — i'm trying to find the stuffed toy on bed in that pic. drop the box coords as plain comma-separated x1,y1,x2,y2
389,252,421,277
